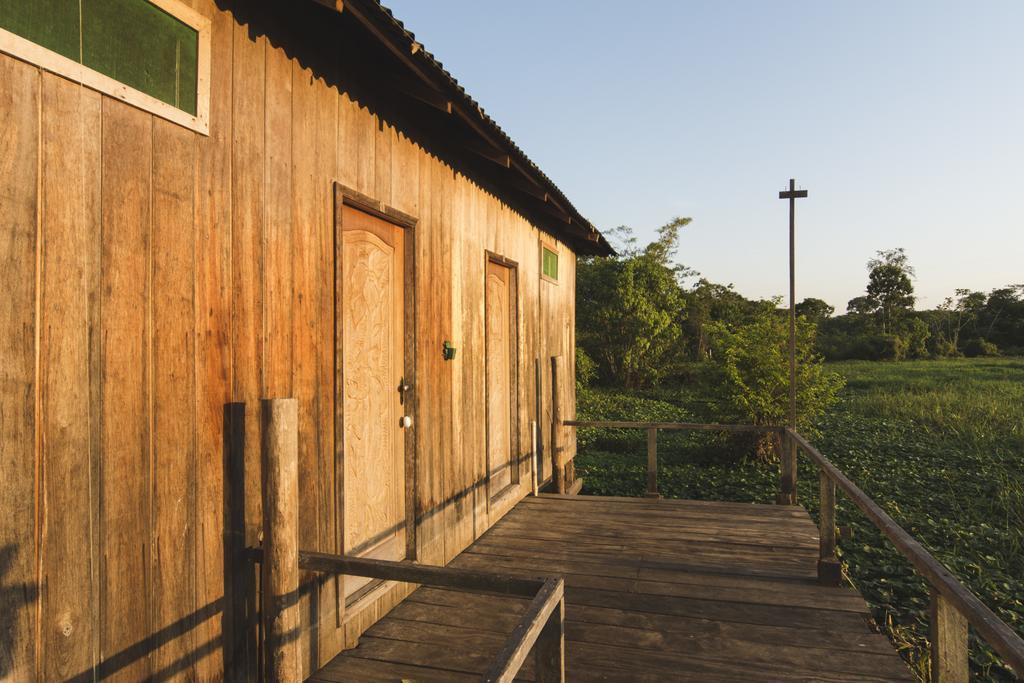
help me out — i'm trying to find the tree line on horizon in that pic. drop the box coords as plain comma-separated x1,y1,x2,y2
800,248,1023,361
577,219,1024,394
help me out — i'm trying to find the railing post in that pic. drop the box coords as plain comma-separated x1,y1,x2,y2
550,356,565,494
777,429,797,505
534,596,565,683
261,398,300,683
930,590,969,683
817,469,841,585
531,420,539,497
645,428,660,498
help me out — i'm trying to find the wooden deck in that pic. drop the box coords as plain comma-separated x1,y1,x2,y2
313,494,914,682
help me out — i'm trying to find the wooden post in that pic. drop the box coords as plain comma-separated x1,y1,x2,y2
531,420,539,496
930,590,969,683
534,596,565,683
777,430,798,505
535,358,544,484
261,398,300,683
817,469,841,585
645,428,660,498
550,356,565,494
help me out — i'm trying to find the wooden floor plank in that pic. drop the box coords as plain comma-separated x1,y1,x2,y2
398,587,896,654
450,552,869,613
316,495,912,681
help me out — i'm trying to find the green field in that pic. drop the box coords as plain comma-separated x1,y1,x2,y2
574,358,1024,681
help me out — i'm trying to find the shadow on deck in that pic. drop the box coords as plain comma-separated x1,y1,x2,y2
313,494,913,682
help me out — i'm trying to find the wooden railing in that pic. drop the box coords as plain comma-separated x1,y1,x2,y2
258,397,566,682
299,553,566,683
562,419,1024,681
563,420,775,499
786,428,1024,681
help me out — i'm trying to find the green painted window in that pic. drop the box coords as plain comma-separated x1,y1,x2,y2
542,246,559,281
0,0,199,115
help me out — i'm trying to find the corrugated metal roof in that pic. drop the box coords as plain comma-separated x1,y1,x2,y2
331,0,613,256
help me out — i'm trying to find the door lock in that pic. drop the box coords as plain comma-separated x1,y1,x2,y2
398,377,411,405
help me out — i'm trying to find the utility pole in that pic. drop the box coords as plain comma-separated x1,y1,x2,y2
778,179,807,504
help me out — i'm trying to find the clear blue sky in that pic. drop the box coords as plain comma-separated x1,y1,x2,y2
385,0,1023,312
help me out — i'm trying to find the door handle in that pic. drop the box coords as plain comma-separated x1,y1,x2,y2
398,377,411,405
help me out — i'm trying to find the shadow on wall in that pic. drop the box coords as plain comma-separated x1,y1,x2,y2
0,544,39,677
47,405,261,682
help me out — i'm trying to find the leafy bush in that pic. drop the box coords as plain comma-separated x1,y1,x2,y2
575,346,597,390
875,333,909,361
576,219,690,389
707,312,844,432
963,338,999,358
931,339,959,358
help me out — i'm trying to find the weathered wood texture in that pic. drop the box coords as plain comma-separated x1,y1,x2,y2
480,578,564,683
645,428,659,498
0,0,577,677
314,495,914,682
261,399,301,682
791,429,1024,676
930,590,969,683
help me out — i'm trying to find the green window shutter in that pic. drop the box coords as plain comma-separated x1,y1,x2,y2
1,0,199,116
82,0,199,115
0,0,81,62
542,247,558,280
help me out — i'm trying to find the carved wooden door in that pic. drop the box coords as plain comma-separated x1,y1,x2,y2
485,259,515,498
339,204,407,601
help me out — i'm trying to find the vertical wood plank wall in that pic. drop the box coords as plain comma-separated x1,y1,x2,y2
0,1,578,679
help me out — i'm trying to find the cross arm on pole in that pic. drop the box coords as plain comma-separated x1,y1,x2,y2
779,189,808,199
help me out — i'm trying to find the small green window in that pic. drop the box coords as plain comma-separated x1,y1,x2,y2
0,0,200,115
542,246,559,281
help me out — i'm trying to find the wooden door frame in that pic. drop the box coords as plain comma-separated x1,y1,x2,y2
483,251,521,507
333,182,418,564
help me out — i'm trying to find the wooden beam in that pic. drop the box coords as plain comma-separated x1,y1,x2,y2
463,136,511,167
534,594,565,683
493,167,549,202
565,478,584,496
531,420,539,497
563,420,778,434
550,356,565,494
645,428,660,498
509,157,548,191
342,0,439,86
778,429,797,505
383,71,452,114
789,428,1024,677
817,470,841,585
261,398,300,683
298,551,547,597
931,590,969,683
515,191,573,225
480,578,565,683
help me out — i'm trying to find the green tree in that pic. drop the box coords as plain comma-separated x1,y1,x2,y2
682,279,769,360
707,309,844,459
846,295,874,317
864,248,915,333
938,288,985,351
980,284,1024,352
576,218,691,389
795,297,834,324
900,316,931,359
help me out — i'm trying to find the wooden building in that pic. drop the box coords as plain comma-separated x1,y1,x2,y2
0,0,612,679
